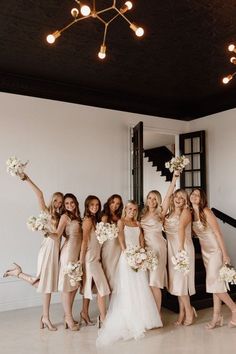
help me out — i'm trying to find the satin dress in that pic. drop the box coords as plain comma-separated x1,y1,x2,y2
83,228,110,300
58,219,82,292
164,215,195,296
36,233,60,293
101,228,121,291
141,216,167,288
97,225,162,347
193,220,226,293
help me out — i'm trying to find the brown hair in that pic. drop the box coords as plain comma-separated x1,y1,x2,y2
101,194,123,223
84,195,101,227
190,188,208,227
63,193,82,222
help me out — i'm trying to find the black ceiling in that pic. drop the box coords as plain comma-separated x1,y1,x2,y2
1,0,236,120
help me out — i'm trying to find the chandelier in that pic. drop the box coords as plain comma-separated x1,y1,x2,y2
222,44,236,84
46,0,144,59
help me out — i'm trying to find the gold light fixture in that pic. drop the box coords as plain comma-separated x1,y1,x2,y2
46,0,144,60
222,44,236,84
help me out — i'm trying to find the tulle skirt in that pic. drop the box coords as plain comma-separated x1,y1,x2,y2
96,252,162,347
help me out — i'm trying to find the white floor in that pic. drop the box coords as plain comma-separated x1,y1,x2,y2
0,301,236,354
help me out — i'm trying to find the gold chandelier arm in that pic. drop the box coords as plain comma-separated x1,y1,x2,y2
102,23,108,46
114,8,132,25
96,14,107,26
106,12,121,26
59,15,90,34
96,6,114,16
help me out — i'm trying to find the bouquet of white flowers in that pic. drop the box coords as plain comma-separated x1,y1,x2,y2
165,155,190,173
64,261,83,286
27,211,51,233
125,245,158,272
171,250,190,275
6,156,28,177
95,222,119,244
219,263,236,290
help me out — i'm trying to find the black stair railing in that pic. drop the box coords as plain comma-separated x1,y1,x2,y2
211,208,236,228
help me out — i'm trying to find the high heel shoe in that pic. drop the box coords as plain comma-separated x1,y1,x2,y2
228,309,236,328
40,316,57,331
184,307,197,326
64,317,80,331
3,263,22,278
206,314,223,329
80,311,94,326
97,316,102,329
174,313,185,326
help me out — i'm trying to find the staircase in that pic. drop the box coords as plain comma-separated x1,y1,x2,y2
144,146,174,182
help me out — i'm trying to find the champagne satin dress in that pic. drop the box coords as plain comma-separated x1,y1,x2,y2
193,220,227,293
58,219,82,292
36,234,60,293
101,232,121,291
164,215,195,296
83,228,110,300
140,216,167,288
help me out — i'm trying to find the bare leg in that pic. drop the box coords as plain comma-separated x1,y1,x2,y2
3,263,38,285
206,294,223,329
80,297,94,325
175,297,185,325
150,286,162,312
181,295,197,326
97,294,106,322
62,292,79,331
40,293,57,331
216,293,236,324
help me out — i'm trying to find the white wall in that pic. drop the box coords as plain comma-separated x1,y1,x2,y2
0,92,188,311
190,110,236,263
143,157,171,201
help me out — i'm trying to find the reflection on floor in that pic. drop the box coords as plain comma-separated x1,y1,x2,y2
0,300,236,354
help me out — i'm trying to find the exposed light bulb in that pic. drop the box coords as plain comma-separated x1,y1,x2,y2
47,34,56,44
135,27,144,37
125,1,133,10
98,45,106,59
228,44,235,52
230,57,236,64
222,75,233,84
71,8,79,18
81,5,91,16
46,30,61,44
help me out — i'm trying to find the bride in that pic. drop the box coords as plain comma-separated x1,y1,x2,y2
96,200,162,347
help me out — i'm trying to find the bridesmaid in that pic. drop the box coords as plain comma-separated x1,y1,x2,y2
162,173,196,326
47,193,82,331
190,188,236,329
3,173,63,330
79,195,110,326
101,194,123,292
140,190,167,312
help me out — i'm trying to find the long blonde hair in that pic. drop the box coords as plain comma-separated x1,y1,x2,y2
140,190,162,220
167,189,190,218
47,192,64,228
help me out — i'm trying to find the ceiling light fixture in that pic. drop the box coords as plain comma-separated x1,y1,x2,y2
46,0,144,60
222,44,236,84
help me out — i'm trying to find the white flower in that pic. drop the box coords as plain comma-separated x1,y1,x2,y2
27,211,51,232
64,261,83,286
219,264,236,290
171,250,190,275
165,155,190,173
95,222,119,244
125,246,158,272
6,156,28,177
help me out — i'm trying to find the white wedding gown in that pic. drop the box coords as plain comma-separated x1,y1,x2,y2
96,225,162,347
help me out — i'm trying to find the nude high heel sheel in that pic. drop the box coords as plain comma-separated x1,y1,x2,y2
64,317,80,331
97,316,102,329
40,316,57,331
3,263,22,278
80,311,94,326
206,314,223,329
228,310,236,328
184,307,197,326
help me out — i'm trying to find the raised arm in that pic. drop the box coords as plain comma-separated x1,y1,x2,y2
46,214,68,241
79,218,92,264
161,172,179,218
21,173,47,211
204,208,230,264
178,207,192,251
117,219,126,251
